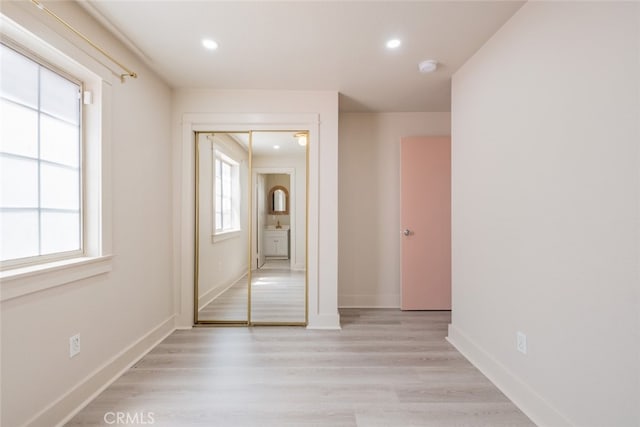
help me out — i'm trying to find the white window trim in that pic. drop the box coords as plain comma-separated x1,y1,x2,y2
211,229,241,243
0,40,85,269
0,255,112,302
0,10,114,300
212,147,241,238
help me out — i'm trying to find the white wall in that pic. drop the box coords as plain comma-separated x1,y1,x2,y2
338,112,451,307
449,2,640,426
172,90,339,329
0,2,174,426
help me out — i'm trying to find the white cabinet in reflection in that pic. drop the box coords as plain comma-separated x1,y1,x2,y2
264,229,289,258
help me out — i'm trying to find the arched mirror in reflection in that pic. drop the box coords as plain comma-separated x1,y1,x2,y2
194,131,251,324
269,186,289,214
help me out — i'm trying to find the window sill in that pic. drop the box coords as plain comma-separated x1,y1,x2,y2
212,229,241,243
0,255,113,302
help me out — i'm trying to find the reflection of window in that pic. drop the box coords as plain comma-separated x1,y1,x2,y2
1,43,82,266
214,151,240,234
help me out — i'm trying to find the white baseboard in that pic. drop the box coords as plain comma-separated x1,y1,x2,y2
338,293,400,308
198,269,247,310
447,323,572,427
338,305,400,309
23,315,176,427
307,312,341,330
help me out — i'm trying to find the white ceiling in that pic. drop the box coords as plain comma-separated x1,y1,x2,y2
82,1,524,112
229,131,307,156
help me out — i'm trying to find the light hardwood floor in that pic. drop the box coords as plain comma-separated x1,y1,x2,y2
251,266,305,323
67,309,535,426
198,275,249,322
198,261,305,323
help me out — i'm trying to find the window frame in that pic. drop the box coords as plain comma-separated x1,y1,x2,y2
0,9,114,302
212,148,241,240
0,40,85,270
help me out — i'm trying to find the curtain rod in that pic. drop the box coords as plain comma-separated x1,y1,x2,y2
30,0,138,82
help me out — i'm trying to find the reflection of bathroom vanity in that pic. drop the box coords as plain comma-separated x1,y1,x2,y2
264,228,289,259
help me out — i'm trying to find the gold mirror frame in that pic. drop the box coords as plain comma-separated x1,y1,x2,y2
193,131,252,326
193,130,309,327
268,185,289,215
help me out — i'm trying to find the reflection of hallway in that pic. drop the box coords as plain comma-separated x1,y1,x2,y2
252,261,305,323
198,275,248,321
198,260,305,323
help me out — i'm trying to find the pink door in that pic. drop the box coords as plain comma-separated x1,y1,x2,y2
401,136,451,310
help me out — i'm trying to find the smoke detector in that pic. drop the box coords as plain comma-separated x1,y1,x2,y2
418,60,438,73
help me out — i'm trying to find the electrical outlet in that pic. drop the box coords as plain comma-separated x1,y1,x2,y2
69,334,81,358
516,331,527,354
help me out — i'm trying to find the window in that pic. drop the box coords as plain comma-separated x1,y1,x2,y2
0,42,82,266
214,150,240,234
0,16,112,302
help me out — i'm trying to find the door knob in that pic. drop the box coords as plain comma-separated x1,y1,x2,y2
403,229,412,236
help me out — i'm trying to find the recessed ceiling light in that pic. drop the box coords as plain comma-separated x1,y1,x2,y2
386,39,401,49
201,39,218,50
418,59,438,73
273,145,280,150
294,133,307,146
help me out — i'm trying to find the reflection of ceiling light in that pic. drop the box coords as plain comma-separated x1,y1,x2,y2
418,59,438,73
295,133,307,146
201,39,218,50
386,39,401,49
273,145,280,150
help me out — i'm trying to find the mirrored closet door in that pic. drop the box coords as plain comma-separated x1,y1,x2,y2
195,132,251,323
250,132,307,324
194,130,308,325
